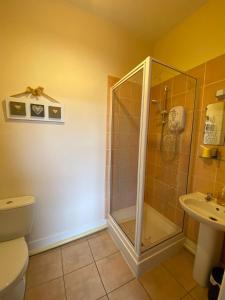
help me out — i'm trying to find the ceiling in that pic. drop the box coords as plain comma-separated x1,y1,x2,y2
71,0,207,43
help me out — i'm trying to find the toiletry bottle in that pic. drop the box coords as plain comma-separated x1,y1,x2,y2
217,187,225,206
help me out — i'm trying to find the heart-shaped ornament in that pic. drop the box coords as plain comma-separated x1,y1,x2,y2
32,105,43,115
15,104,22,110
52,109,58,114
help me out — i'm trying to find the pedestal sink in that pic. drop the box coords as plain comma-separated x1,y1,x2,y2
179,192,225,287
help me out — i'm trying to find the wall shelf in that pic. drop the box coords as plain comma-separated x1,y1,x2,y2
199,156,225,161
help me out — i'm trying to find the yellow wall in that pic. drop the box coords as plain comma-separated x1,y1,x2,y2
153,0,225,70
0,0,148,250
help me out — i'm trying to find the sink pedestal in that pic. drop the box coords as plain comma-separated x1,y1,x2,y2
193,223,224,287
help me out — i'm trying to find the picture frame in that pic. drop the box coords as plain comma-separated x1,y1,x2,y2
5,96,64,123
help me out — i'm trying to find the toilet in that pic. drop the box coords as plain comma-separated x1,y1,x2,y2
0,196,35,300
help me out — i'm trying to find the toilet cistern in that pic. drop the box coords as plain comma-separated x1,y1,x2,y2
0,195,35,300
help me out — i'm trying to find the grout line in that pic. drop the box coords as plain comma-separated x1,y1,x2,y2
88,239,135,296
94,250,120,263
62,261,94,277
161,263,197,294
87,239,108,297
107,278,136,295
26,274,64,291
60,237,88,249
204,77,225,88
53,235,118,279
137,278,153,300
60,247,68,300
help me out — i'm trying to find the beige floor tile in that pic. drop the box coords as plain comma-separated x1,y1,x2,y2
64,263,105,300
190,285,208,300
89,232,118,261
96,252,134,293
99,297,108,300
162,248,197,291
62,240,93,274
108,279,151,300
139,265,187,300
87,229,108,240
27,248,63,287
25,277,66,300
61,236,88,248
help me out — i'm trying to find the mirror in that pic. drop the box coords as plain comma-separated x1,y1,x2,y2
203,102,225,145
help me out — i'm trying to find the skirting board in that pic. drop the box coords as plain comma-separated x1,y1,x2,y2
29,219,107,256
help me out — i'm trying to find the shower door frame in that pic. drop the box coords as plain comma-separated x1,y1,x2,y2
108,56,151,256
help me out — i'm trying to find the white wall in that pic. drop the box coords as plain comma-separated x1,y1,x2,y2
0,0,149,251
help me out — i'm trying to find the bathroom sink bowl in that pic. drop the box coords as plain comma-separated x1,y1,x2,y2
179,192,225,232
179,192,225,287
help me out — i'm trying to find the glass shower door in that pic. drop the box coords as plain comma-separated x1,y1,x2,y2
109,58,150,252
142,60,196,252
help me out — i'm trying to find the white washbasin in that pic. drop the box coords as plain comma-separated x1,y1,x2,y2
180,192,225,287
179,192,225,231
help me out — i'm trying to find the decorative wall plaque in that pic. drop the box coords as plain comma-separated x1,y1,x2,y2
5,87,64,123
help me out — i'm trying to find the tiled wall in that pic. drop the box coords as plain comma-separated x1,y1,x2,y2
186,54,225,248
106,53,225,259
144,71,196,230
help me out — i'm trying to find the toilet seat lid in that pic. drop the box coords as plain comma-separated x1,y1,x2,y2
0,237,28,293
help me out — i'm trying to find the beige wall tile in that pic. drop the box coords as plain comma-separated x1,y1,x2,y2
182,295,194,300
203,79,225,106
173,74,187,95
205,54,225,84
216,161,225,184
187,64,205,88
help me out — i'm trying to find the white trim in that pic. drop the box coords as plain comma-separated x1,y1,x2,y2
135,57,151,256
151,58,197,79
109,57,152,257
112,58,149,90
111,205,136,222
106,86,113,217
28,219,107,255
108,215,185,276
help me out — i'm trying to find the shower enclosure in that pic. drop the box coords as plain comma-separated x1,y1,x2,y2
107,57,196,275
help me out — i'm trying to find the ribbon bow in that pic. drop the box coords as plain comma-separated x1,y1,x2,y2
26,86,44,97
11,86,59,103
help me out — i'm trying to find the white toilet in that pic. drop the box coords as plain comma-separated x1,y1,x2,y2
0,196,35,300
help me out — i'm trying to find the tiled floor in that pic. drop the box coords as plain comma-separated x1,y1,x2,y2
25,230,208,300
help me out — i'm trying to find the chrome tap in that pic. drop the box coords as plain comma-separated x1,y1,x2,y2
205,192,213,201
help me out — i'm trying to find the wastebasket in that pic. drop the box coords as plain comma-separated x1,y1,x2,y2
208,267,224,300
